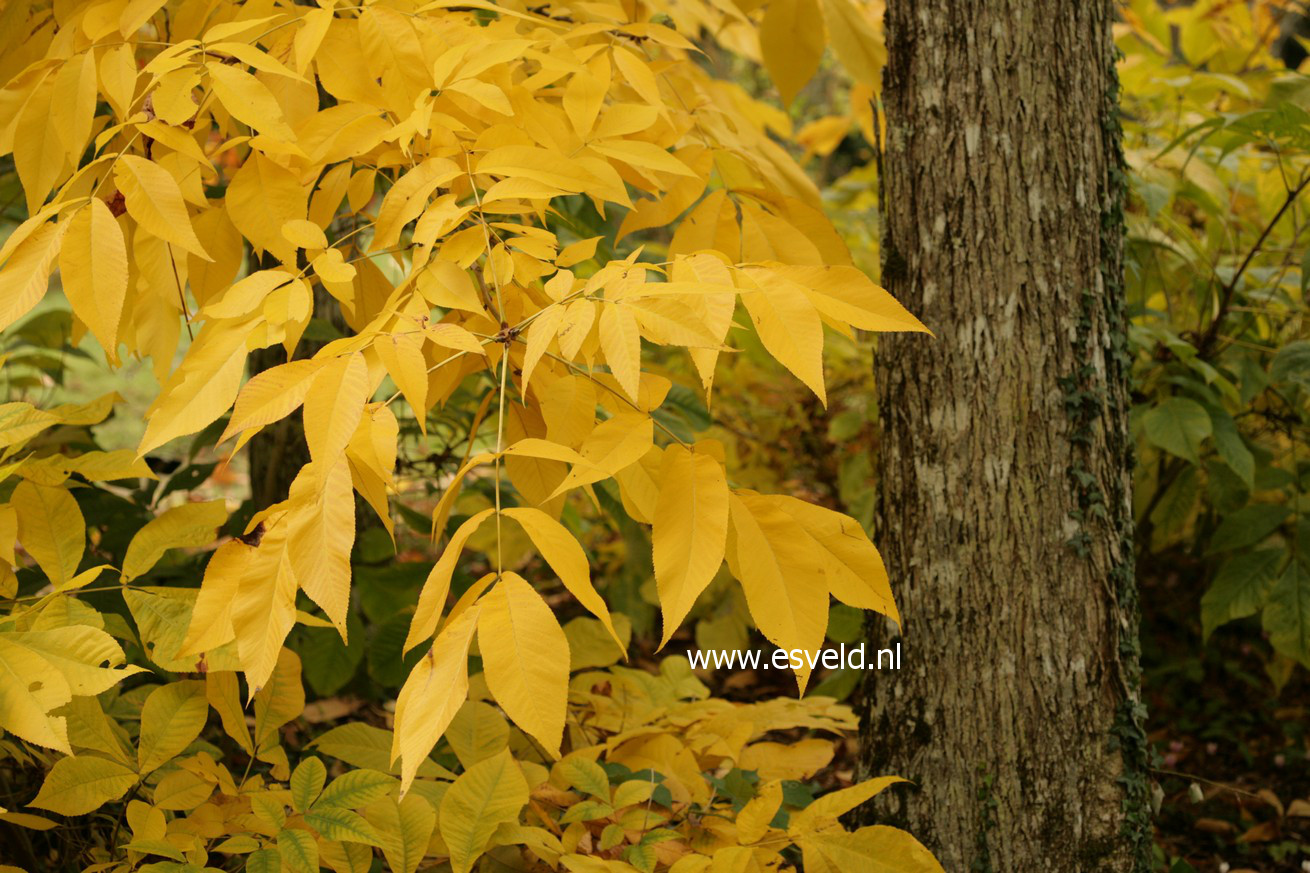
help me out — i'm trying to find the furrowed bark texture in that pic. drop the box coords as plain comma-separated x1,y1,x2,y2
860,3,1149,870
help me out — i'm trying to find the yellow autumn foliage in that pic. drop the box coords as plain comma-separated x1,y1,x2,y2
0,0,940,870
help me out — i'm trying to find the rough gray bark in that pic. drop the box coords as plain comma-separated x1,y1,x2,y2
859,3,1150,870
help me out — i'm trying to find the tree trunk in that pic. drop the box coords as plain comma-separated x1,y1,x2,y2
860,3,1151,870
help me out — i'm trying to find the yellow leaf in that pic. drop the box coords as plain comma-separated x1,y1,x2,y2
122,500,227,581
232,530,298,693
0,626,143,754
221,358,323,442
556,237,600,269
278,827,319,873
798,825,943,873
598,303,641,401
203,269,296,320
138,680,207,773
549,413,653,498
180,539,258,657
761,264,929,334
761,0,824,104
789,777,907,833
206,61,295,140
313,248,358,284
653,445,728,647
738,270,826,404
114,155,209,259
11,480,84,586
416,262,480,316
364,794,436,873
119,0,168,36
392,605,480,794
557,299,597,360
225,152,308,265
139,326,248,454
30,756,138,816
13,81,66,213
371,158,462,251
0,402,58,450
564,68,607,140
59,200,128,363
477,572,568,755
0,221,65,333
207,671,254,755
346,403,399,534
405,508,493,653
727,493,828,691
282,219,328,250
439,748,529,873
375,332,429,422
735,779,782,844
502,507,622,648
253,648,304,749
303,353,372,463
522,306,564,392
818,0,885,90
427,322,486,355
286,457,356,636
773,497,899,624
590,140,697,179
50,51,97,166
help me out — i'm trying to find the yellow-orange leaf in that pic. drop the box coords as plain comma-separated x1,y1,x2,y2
59,200,128,363
653,445,728,647
114,156,209,259
392,605,480,794
477,572,568,755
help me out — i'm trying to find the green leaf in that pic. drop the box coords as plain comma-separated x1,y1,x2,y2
316,769,396,809
365,794,436,873
290,756,326,813
446,700,510,769
1270,340,1310,392
305,806,382,846
138,680,208,774
439,749,529,873
1142,397,1211,463
1204,460,1249,514
1149,465,1199,538
309,723,452,780
1205,504,1290,554
243,848,280,873
276,828,318,873
122,500,227,581
557,754,610,799
249,793,287,830
1201,549,1284,639
1263,561,1310,668
293,611,364,697
31,755,138,815
1207,406,1254,488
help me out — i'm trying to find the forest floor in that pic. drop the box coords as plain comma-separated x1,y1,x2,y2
1142,564,1310,872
